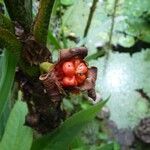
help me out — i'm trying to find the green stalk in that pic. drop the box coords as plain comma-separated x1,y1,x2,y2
0,13,14,33
0,27,21,59
4,0,32,31
33,0,55,45
0,13,14,48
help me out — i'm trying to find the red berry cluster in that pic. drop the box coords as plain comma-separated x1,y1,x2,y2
61,58,88,87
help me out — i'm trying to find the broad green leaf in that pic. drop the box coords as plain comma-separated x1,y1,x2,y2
0,49,17,121
0,17,16,136
0,28,21,122
0,100,33,150
31,100,106,150
0,98,11,140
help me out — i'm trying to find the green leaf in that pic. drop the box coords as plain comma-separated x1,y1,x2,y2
47,30,61,49
60,0,75,6
99,142,120,150
0,99,11,140
0,100,33,150
124,0,150,43
33,0,55,45
0,49,17,121
71,136,87,149
0,28,21,122
31,100,106,150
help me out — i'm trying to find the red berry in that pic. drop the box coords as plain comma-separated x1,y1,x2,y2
76,74,86,84
74,59,81,68
62,61,75,76
62,76,77,86
76,63,88,74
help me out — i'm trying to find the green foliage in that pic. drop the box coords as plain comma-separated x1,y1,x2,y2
0,50,17,123
0,28,21,122
124,0,150,43
0,27,21,59
0,99,11,140
98,142,120,150
60,0,75,6
0,100,33,150
70,136,88,149
47,30,62,49
0,13,14,33
4,0,32,31
31,100,106,150
0,11,23,129
33,0,55,45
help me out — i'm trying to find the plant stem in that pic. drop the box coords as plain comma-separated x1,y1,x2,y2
103,0,119,75
4,0,32,32
83,0,99,38
108,0,119,48
0,13,14,48
33,0,55,45
0,27,21,59
104,0,119,61
0,13,14,33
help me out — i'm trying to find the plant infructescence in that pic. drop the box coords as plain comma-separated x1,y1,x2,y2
0,0,98,134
